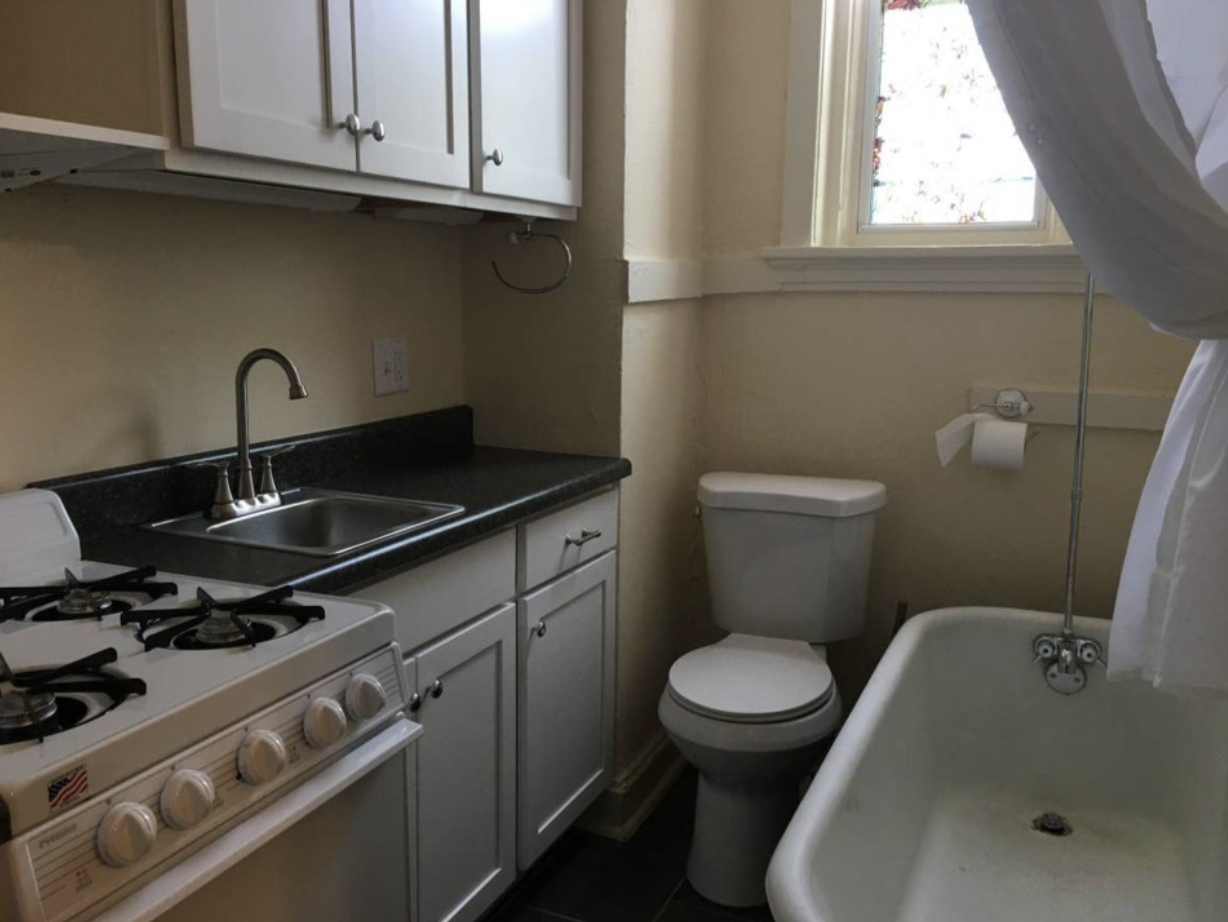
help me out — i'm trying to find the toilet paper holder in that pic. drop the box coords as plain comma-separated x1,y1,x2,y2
971,388,1033,420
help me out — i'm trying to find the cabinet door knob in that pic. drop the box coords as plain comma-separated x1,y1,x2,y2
485,148,505,166
428,680,444,699
534,622,548,638
408,693,422,713
341,113,362,136
564,528,602,548
367,120,387,142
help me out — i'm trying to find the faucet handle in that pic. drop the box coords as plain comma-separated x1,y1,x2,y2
189,461,237,511
257,446,295,496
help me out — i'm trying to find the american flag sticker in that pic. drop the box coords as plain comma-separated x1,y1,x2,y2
47,766,89,811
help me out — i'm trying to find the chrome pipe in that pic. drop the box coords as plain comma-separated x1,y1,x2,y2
1062,274,1096,637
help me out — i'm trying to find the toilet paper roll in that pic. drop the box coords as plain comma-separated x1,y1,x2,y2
971,418,1029,470
935,412,994,467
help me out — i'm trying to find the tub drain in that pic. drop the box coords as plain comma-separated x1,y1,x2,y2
1032,812,1073,837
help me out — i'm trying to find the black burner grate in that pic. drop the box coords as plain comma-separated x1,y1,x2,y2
0,648,147,745
0,566,178,623
123,585,325,651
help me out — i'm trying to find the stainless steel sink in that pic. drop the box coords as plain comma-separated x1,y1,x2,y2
147,489,464,557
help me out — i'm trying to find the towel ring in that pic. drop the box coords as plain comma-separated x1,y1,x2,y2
491,222,573,294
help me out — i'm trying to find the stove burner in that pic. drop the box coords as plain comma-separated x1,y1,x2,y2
123,585,325,651
0,687,57,728
0,566,178,623
0,648,147,745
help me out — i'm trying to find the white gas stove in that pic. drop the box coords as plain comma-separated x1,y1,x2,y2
0,490,417,922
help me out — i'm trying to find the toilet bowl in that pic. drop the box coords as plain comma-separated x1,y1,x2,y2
660,473,886,908
659,634,842,907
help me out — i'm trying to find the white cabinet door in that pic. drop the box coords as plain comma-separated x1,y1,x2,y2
517,550,615,867
410,603,517,922
470,0,582,206
174,0,357,171
353,0,470,186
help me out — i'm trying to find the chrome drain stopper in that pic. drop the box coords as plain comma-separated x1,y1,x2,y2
1032,812,1073,837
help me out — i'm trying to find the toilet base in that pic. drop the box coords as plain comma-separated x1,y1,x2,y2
686,772,807,908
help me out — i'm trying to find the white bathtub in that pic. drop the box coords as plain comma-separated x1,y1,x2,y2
767,608,1228,922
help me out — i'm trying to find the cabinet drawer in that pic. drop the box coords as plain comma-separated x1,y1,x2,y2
352,530,515,652
519,489,618,591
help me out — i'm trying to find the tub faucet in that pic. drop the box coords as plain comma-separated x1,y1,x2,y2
199,348,308,520
1033,632,1103,695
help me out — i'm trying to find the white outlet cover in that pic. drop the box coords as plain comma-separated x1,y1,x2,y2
373,337,409,396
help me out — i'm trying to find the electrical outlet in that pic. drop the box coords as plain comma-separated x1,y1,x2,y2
372,338,409,396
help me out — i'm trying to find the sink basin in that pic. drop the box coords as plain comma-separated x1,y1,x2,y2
147,489,464,557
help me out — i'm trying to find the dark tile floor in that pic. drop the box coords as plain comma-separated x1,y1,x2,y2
486,771,775,922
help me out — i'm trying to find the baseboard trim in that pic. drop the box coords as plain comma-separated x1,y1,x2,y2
579,732,687,842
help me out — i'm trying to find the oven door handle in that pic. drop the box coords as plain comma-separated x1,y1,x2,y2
93,716,422,922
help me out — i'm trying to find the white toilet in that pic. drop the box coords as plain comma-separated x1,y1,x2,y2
658,472,887,907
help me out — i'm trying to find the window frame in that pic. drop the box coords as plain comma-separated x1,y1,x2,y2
778,0,1070,252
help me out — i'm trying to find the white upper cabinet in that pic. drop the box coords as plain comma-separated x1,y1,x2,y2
174,0,357,172
470,0,582,206
175,0,470,187
352,0,469,186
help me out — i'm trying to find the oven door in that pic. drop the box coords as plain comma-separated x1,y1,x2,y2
93,716,419,922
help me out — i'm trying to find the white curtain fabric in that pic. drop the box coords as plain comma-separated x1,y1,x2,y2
966,0,1228,694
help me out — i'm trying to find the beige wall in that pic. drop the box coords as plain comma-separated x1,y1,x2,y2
613,0,711,782
619,301,708,775
624,0,706,260
703,0,790,257
461,0,627,457
0,185,465,491
702,293,1193,694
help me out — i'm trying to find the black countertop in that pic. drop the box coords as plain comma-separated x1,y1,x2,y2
34,409,631,595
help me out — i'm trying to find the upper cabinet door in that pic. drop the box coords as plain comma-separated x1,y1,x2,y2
352,0,470,187
174,0,357,171
470,0,582,206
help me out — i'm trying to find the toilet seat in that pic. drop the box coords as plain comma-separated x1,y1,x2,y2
667,635,834,724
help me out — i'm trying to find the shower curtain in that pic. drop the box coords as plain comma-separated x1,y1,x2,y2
966,0,1228,694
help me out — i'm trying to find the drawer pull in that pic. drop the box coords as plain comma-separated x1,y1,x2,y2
564,528,603,548
408,681,443,713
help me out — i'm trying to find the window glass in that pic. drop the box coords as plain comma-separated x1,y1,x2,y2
868,0,1038,227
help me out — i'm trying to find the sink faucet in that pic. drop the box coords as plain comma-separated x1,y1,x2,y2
235,348,308,507
198,348,309,520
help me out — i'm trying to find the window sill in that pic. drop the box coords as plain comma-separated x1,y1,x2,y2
625,245,1088,304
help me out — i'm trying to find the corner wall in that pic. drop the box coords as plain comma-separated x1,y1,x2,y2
615,0,711,805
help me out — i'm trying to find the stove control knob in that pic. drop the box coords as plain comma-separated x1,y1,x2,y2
97,802,158,868
303,697,348,749
238,729,287,785
344,674,386,722
161,769,216,830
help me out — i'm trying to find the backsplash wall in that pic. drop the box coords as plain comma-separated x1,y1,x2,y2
0,184,466,492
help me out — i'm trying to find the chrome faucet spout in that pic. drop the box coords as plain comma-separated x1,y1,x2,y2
234,348,308,506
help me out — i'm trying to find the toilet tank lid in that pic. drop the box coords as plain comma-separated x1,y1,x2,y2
698,473,887,518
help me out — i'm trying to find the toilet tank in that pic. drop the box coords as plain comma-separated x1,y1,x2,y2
698,473,887,643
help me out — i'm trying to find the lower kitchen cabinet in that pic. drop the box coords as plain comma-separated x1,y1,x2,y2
407,603,517,922
517,551,617,867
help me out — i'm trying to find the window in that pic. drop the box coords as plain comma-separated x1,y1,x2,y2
779,0,1069,251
